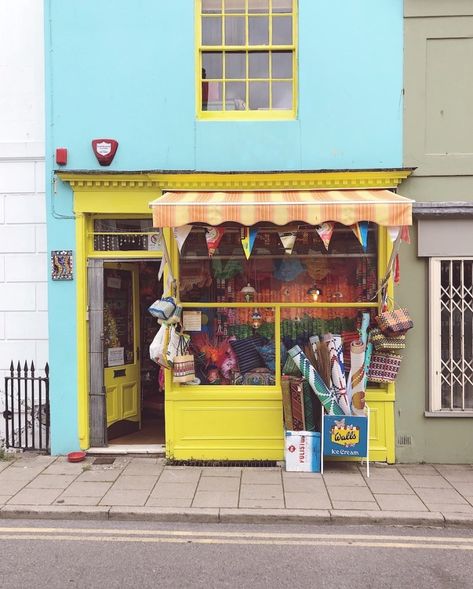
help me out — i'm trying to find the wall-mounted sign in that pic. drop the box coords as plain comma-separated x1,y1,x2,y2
51,250,73,281
323,415,368,458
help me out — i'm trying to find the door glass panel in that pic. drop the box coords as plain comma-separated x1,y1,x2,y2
104,269,134,367
249,16,269,45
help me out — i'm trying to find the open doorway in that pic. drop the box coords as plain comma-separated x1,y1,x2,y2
102,261,164,446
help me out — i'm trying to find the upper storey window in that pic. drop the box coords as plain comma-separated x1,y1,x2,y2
198,0,297,119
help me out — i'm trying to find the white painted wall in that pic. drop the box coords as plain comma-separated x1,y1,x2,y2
0,0,47,444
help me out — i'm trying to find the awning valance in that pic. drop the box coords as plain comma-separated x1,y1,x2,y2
150,189,413,228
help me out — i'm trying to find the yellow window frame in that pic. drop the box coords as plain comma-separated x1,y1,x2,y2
196,0,298,120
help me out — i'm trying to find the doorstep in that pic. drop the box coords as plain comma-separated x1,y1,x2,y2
87,444,165,457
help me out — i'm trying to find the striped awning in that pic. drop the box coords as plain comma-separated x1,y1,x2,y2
150,189,413,227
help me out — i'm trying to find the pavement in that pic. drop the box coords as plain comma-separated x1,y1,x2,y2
1,454,473,528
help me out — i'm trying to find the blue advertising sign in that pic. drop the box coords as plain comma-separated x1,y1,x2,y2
323,415,368,458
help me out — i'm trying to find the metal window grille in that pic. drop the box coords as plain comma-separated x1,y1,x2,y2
430,259,473,411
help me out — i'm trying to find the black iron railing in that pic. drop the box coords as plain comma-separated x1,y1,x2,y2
3,361,50,451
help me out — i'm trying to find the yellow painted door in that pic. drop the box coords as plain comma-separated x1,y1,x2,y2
103,263,141,428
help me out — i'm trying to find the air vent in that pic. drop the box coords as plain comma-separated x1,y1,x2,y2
93,457,116,465
397,434,412,447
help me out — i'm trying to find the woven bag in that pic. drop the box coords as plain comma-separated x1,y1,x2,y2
375,307,413,337
370,328,406,351
368,352,402,383
173,335,195,383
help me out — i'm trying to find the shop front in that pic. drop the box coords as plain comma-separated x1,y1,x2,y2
60,169,412,462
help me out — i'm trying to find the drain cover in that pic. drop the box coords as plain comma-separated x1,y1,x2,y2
93,457,116,465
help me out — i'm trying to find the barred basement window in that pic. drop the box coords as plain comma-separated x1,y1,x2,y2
429,258,473,412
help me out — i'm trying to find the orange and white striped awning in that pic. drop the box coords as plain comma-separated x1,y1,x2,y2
150,189,413,227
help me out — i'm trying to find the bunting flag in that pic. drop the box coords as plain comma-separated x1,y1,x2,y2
351,221,369,251
204,226,224,257
278,231,297,255
388,226,400,243
240,227,258,259
315,222,335,251
172,225,192,253
400,225,411,244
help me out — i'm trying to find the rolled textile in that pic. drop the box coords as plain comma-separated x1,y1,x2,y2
326,334,351,415
363,340,374,390
360,312,370,346
281,377,294,430
350,340,366,416
288,345,344,416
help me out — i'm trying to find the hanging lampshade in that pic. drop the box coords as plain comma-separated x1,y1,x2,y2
307,285,322,302
250,309,263,329
241,283,256,302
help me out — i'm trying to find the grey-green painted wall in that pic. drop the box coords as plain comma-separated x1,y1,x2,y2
398,0,473,462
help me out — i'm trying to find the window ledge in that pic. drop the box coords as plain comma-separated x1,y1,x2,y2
425,411,473,418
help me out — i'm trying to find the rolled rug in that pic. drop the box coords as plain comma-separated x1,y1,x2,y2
350,340,366,416
288,345,344,416
363,340,374,390
360,312,370,346
326,334,351,415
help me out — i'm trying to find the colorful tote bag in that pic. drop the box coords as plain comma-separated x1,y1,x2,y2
367,352,402,383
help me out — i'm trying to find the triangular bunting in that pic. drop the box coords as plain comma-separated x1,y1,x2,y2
205,226,225,257
241,227,258,260
172,225,192,253
400,225,411,244
388,226,400,243
278,231,297,255
351,222,369,251
315,222,335,251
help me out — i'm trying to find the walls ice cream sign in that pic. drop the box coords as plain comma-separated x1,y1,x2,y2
323,415,368,457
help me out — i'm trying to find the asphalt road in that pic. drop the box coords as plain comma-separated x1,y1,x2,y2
1,519,473,589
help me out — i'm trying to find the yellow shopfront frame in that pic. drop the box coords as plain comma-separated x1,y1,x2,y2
59,170,412,462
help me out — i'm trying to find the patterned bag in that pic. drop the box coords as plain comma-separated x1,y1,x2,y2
367,351,402,383
370,327,406,351
148,296,177,321
375,307,413,337
173,336,195,383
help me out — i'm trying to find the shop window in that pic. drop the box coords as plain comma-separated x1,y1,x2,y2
92,219,161,252
198,0,297,119
179,225,378,387
103,268,134,368
429,258,473,412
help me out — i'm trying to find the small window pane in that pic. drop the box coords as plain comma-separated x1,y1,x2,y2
249,52,269,78
224,0,245,13
225,16,245,45
249,16,269,45
225,52,246,79
202,16,222,45
202,0,222,14
272,15,292,44
203,52,223,79
272,0,292,13
271,51,292,78
203,81,223,110
249,81,269,110
272,81,292,109
249,0,269,13
225,81,247,110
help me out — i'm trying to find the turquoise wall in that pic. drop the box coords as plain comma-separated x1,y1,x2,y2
46,0,403,453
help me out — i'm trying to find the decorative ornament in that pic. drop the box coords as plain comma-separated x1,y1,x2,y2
278,231,297,255
173,225,193,253
241,283,256,302
241,227,258,259
307,285,322,302
205,226,225,257
315,222,335,251
250,309,263,330
351,222,369,251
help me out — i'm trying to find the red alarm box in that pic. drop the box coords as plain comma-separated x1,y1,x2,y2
91,139,118,166
56,147,68,165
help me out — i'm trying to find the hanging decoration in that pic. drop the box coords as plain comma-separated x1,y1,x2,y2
315,222,335,251
278,231,297,255
351,221,369,251
388,226,400,243
205,226,225,257
240,227,258,259
172,225,192,253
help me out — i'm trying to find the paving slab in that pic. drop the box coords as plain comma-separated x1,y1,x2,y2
323,473,367,487
61,481,112,498
240,484,283,501
374,494,428,511
427,503,473,514
415,487,469,505
42,462,90,476
110,475,157,492
331,500,379,511
283,478,326,493
362,468,404,481
100,490,151,506
0,466,46,481
328,486,375,502
122,461,164,476
0,504,110,520
7,488,63,505
0,461,14,473
365,479,415,495
149,482,197,499
146,496,193,508
192,491,239,508
284,492,331,509
200,467,242,478
0,496,12,504
219,508,331,524
402,475,453,489
75,469,123,483
159,469,201,484
282,471,323,479
448,482,473,496
239,498,285,509
10,456,55,468
241,470,282,485
196,476,240,492
441,471,473,483
26,474,77,489
0,479,29,495
109,506,219,523
55,496,101,506
397,465,439,475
